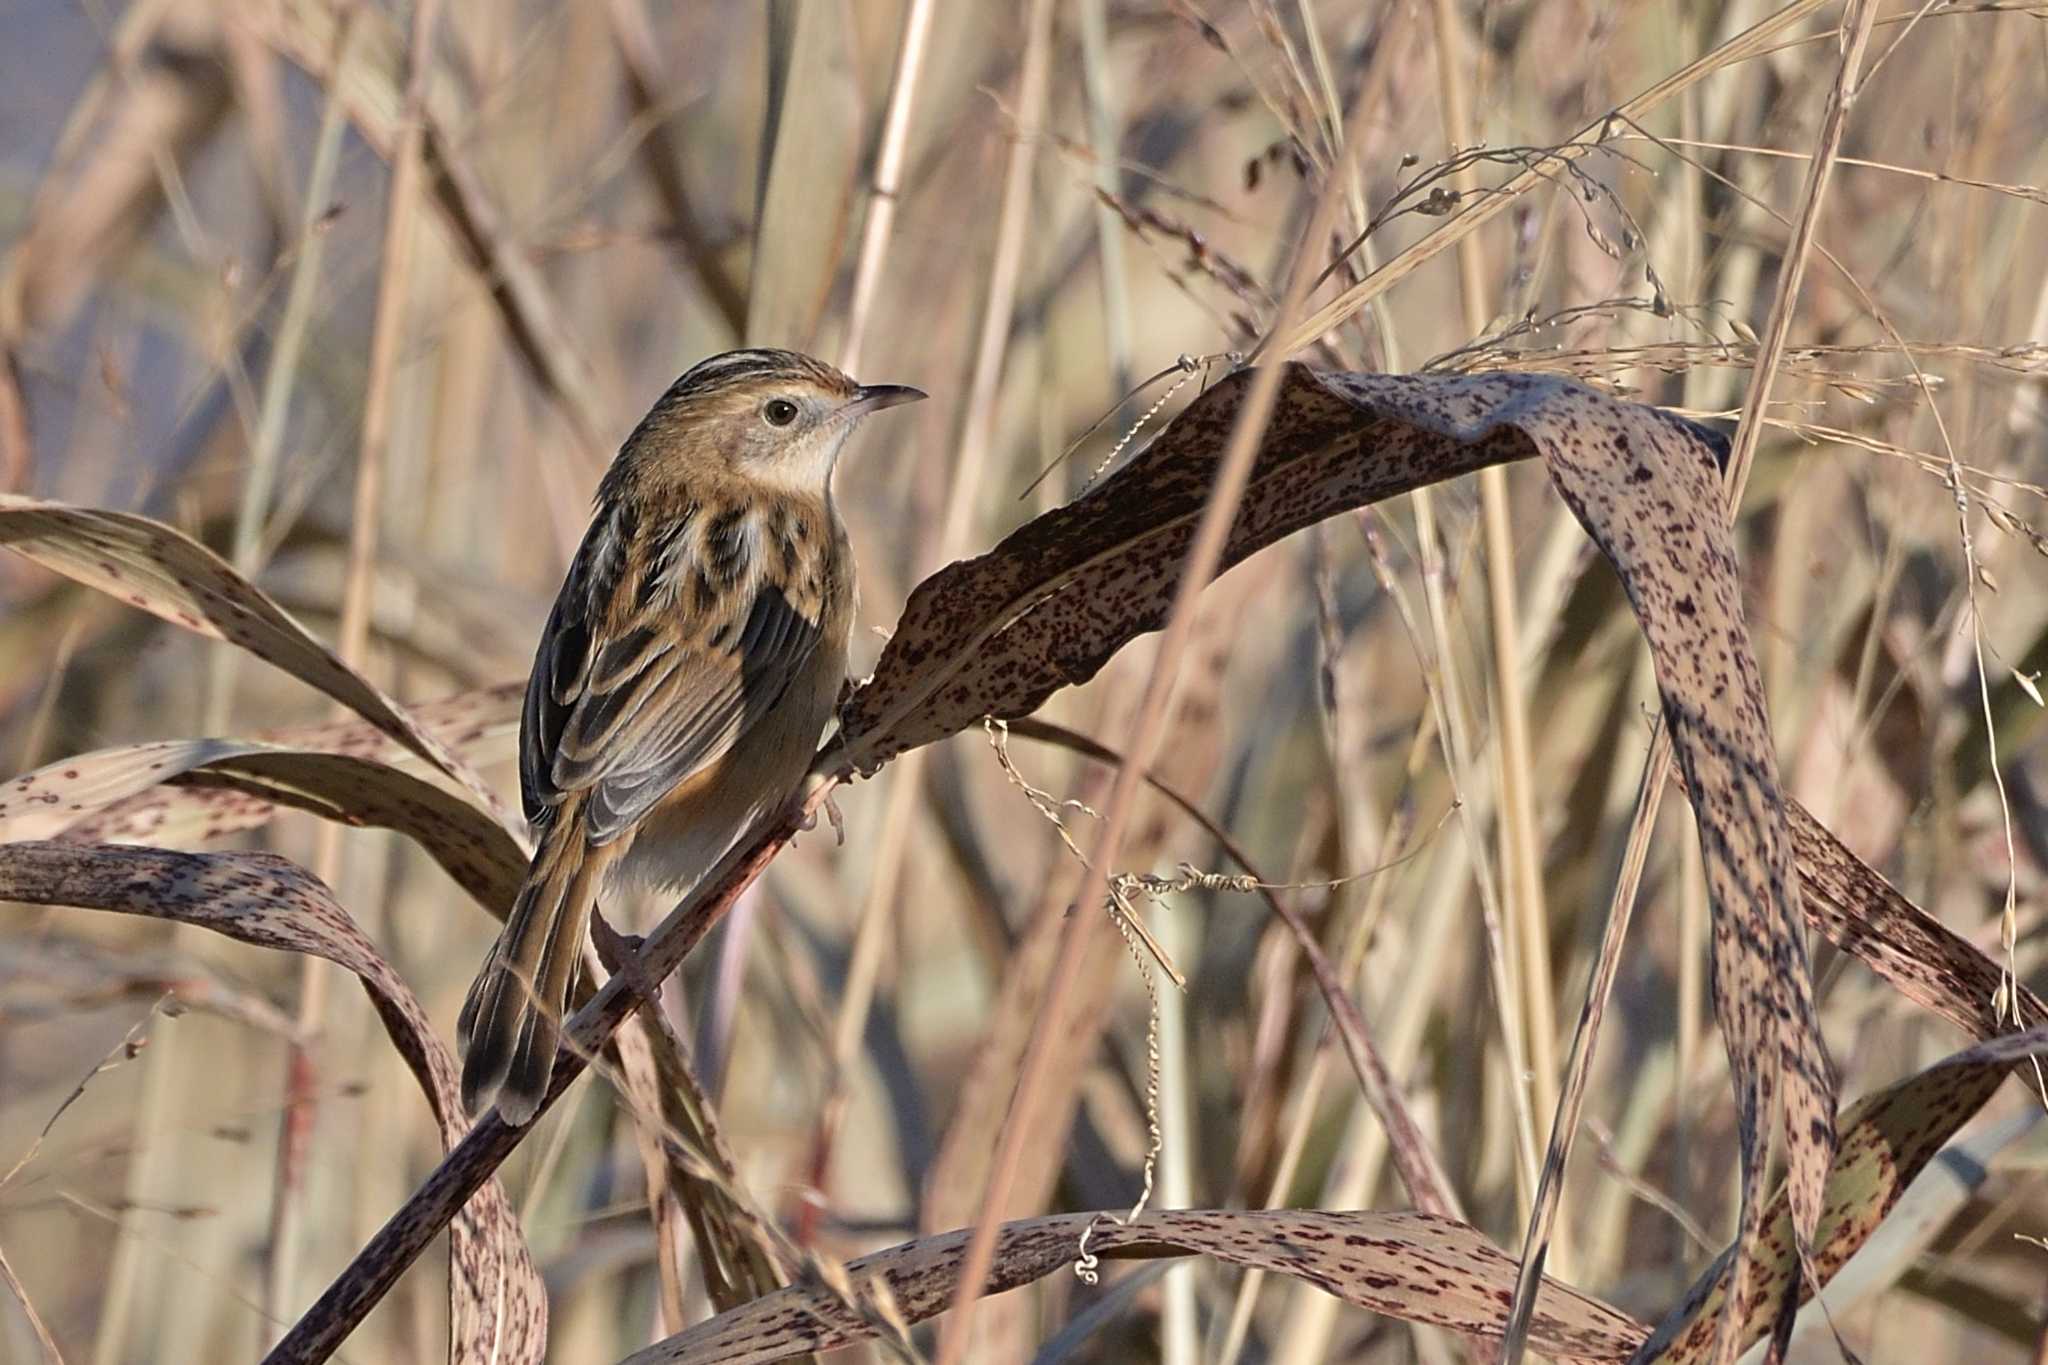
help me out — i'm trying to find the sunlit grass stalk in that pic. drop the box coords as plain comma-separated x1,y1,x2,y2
1150,897,1197,1365
921,1,1063,1340
262,0,440,1337
839,0,932,380
1427,0,1555,1224
209,12,358,730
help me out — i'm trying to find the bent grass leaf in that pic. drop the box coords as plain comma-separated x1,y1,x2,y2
1637,1029,2048,1364
841,363,1830,1336
1635,797,2048,1360
61,683,523,852
0,494,506,821
844,366,1542,766
0,841,545,1364
1784,797,2032,1041
0,739,526,917
629,1209,1647,1365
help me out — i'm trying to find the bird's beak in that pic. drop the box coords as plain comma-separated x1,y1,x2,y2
846,383,926,416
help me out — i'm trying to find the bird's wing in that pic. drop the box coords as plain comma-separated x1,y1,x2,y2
520,500,826,844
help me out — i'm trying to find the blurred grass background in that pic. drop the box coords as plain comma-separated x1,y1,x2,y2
3,1,2048,1360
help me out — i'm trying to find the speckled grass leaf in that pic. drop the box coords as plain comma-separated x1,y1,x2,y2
0,738,526,917
0,841,546,1365
629,1209,1647,1365
1635,1028,2048,1364
48,683,523,853
1633,799,2048,1362
1784,797,2037,1042
0,493,504,819
840,363,1834,1341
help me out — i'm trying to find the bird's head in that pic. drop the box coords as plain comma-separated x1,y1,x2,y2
624,348,924,496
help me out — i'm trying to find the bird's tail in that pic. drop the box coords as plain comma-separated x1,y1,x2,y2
459,809,619,1125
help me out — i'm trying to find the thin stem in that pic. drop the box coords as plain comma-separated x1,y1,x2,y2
839,0,934,378
1428,0,1550,1222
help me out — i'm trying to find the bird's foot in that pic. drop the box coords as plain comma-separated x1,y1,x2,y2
592,918,655,1006
793,773,844,845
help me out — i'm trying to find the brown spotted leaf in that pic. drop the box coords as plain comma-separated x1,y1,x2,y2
62,683,523,852
1784,796,2035,1040
628,1209,1646,1365
840,363,1832,1332
0,494,506,821
0,841,545,1364
0,738,526,916
1535,386,1834,1342
1635,1028,2048,1363
1629,797,2048,1362
844,366,1540,767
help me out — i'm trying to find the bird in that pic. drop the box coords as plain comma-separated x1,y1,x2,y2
458,347,924,1125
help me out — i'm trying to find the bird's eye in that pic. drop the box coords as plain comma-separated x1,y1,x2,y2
763,398,800,427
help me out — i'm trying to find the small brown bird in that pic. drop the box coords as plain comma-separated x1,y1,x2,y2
459,348,923,1125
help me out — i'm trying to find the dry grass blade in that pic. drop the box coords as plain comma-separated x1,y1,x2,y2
841,365,1543,765
1540,392,1835,1358
629,1209,1647,1365
0,738,525,915
0,494,506,820
1516,7,1878,1347
1784,795,2041,1040
0,842,546,1364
